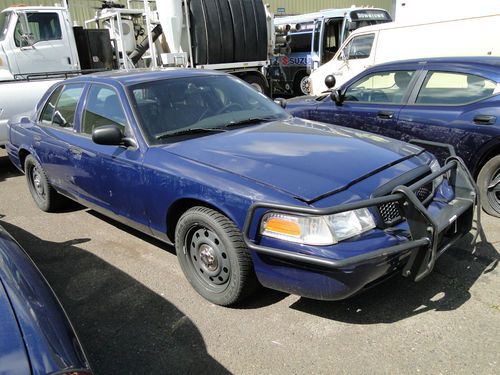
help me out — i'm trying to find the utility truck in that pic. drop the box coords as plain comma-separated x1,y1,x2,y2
309,1,500,95
0,0,272,146
271,7,391,96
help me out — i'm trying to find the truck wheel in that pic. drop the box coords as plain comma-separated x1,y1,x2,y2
24,155,64,212
477,155,500,217
243,74,268,96
175,206,258,306
294,71,310,96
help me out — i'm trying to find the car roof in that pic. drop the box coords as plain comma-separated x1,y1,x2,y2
64,68,228,87
369,57,500,81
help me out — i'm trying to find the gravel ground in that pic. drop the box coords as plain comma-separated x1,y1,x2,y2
0,150,498,374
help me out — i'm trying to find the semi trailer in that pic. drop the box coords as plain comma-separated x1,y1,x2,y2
0,0,272,146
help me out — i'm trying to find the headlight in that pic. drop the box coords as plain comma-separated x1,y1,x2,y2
429,159,444,189
260,208,375,246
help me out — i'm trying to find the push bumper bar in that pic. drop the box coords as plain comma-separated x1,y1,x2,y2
243,156,479,282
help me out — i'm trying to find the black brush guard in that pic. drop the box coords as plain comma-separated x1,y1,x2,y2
242,151,480,282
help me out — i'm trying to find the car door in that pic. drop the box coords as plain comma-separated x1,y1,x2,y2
70,83,149,231
315,68,417,139
397,68,500,168
9,11,76,75
33,83,85,196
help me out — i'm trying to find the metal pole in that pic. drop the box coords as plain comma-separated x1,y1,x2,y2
144,0,158,68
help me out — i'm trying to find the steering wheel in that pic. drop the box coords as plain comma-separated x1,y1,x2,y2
215,103,243,115
369,90,389,102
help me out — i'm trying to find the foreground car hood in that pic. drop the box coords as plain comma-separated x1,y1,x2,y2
164,118,423,202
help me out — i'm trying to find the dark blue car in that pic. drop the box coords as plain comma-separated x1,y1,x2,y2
286,57,500,217
0,225,91,374
7,69,477,305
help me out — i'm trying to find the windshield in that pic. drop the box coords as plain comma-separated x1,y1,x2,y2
129,75,289,144
0,12,11,42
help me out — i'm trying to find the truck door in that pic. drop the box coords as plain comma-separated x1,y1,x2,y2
334,32,376,87
7,10,76,76
309,18,323,73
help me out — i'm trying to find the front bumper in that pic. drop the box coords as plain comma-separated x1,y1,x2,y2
243,156,478,300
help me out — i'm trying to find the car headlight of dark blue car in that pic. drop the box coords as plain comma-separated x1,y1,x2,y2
260,208,376,246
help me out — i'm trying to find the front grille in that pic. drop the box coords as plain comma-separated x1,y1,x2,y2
378,201,403,225
377,180,434,227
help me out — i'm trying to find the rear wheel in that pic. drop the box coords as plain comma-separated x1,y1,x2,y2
24,155,64,212
477,155,500,217
175,206,258,306
293,71,310,96
242,74,268,96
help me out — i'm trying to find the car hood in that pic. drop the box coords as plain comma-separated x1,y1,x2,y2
163,118,423,202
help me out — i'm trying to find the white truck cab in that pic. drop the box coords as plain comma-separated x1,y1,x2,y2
309,3,500,95
0,7,79,80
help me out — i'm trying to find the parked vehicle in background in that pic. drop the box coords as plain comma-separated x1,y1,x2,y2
308,9,500,95
0,0,272,146
271,7,391,96
0,224,91,374
286,57,500,217
7,69,477,305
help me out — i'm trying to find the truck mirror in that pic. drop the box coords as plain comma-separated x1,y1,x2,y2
324,75,336,89
20,34,35,47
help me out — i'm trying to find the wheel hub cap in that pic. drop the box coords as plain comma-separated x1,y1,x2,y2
32,168,44,196
199,244,218,271
187,227,231,288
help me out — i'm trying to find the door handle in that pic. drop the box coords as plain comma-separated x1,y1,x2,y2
473,115,496,125
69,147,82,156
377,110,394,119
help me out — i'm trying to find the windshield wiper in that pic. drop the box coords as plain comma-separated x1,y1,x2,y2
223,116,282,128
156,127,227,140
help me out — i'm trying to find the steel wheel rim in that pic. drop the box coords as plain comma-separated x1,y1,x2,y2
250,83,263,93
300,76,310,95
486,168,500,213
185,226,231,291
30,165,46,201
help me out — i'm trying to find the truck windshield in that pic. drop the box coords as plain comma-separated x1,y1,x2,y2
0,12,11,42
129,75,289,144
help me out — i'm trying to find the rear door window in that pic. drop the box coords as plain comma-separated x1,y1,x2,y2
39,84,84,129
416,71,497,105
344,70,416,103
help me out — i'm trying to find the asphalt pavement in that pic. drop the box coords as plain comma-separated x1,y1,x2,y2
0,150,498,374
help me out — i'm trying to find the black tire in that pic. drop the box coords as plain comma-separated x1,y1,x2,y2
477,155,500,217
175,206,258,306
24,154,64,212
228,0,246,62
293,71,310,96
189,0,208,65
242,74,269,96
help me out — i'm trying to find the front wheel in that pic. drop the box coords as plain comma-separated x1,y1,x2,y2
477,155,500,217
175,207,258,306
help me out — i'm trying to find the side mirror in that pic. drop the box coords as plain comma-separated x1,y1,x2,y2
330,89,343,106
92,124,135,147
324,75,336,89
20,33,35,47
274,98,287,109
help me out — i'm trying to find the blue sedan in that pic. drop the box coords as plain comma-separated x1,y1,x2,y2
286,57,500,217
0,224,91,374
7,69,477,305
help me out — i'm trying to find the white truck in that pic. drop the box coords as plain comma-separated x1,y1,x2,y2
309,2,500,95
271,7,392,96
0,0,272,146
